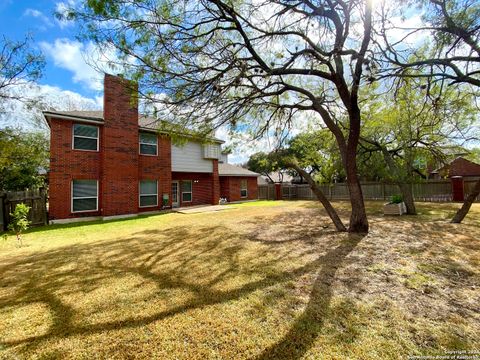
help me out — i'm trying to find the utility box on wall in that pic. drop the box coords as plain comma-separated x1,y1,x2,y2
162,193,170,207
203,143,220,159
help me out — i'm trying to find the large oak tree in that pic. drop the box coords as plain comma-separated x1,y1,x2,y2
71,0,378,233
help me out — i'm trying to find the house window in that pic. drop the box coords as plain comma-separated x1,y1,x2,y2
139,132,157,155
139,180,158,207
73,124,99,151
240,179,248,198
72,180,98,212
181,180,192,202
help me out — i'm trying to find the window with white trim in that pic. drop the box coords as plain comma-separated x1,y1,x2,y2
139,180,158,207
139,132,158,155
181,180,192,202
73,124,99,151
240,179,248,198
72,180,98,212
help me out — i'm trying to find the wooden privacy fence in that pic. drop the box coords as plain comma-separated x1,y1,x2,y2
0,189,48,231
257,184,277,200
259,179,480,202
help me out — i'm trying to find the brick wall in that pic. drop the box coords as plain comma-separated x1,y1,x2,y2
219,177,231,200
48,74,223,220
172,172,218,206
138,135,172,212
102,74,139,216
212,160,220,205
219,176,258,202
48,119,102,219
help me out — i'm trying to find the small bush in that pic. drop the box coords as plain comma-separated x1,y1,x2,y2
8,203,31,247
391,194,403,204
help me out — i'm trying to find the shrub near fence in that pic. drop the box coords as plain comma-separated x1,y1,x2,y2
0,189,48,231
259,179,479,202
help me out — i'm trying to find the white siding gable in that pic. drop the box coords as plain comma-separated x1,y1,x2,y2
172,141,214,173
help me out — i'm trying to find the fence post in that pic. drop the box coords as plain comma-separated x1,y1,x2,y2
41,187,48,225
451,176,464,201
0,193,5,231
275,183,282,200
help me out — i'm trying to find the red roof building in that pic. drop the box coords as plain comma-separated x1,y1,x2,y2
433,157,480,178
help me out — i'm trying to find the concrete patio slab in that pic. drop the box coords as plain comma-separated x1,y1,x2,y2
173,205,236,214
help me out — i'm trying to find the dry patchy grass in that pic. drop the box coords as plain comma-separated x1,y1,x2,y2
0,201,479,359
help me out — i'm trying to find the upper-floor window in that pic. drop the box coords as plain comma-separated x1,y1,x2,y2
240,179,248,198
139,132,157,155
73,124,99,151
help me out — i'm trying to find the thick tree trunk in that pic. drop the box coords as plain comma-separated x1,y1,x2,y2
380,148,417,215
397,182,417,215
344,159,369,233
451,178,480,223
312,92,369,233
291,164,347,232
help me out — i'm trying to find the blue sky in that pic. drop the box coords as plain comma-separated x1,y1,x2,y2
0,0,438,163
0,0,258,162
0,0,102,101
0,0,273,162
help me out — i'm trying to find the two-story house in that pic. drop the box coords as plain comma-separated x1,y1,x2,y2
45,74,259,223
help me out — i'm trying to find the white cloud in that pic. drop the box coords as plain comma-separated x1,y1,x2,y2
215,126,270,164
215,110,320,164
387,13,426,45
37,84,102,111
55,0,78,29
0,83,101,131
40,38,134,92
40,38,118,91
23,8,54,29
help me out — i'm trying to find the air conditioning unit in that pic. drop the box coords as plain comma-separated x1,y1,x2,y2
203,144,220,159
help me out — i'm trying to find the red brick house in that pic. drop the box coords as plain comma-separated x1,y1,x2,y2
431,157,480,179
45,74,259,223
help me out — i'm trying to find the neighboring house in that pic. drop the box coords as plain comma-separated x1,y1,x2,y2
430,157,480,179
45,74,259,222
258,171,293,185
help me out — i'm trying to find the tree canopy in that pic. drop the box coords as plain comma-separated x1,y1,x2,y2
72,0,385,232
0,128,49,191
0,35,45,109
64,0,480,230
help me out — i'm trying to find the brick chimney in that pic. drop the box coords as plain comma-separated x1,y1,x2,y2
101,74,139,216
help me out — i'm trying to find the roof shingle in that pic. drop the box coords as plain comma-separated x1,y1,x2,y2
43,110,223,143
218,163,260,177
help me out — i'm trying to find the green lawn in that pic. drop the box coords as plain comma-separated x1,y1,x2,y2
0,201,479,359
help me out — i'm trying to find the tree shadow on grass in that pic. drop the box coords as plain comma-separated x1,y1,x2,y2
242,209,342,246
23,211,172,234
0,219,361,358
254,233,365,360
